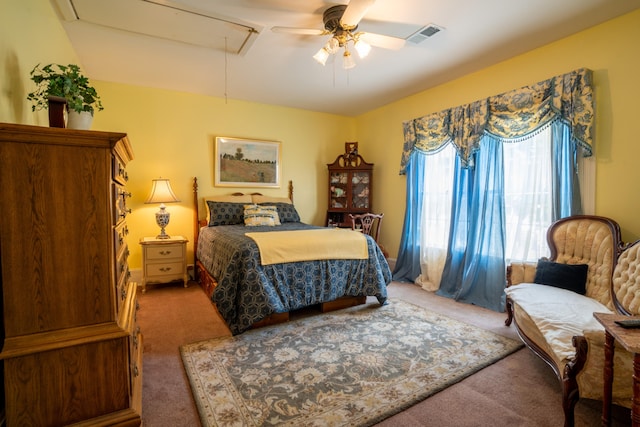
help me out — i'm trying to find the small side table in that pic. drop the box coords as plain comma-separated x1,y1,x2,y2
594,312,640,426
140,235,189,293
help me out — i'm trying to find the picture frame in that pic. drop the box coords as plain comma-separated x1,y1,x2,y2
215,137,281,188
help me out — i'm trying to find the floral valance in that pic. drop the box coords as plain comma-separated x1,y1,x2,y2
400,68,594,173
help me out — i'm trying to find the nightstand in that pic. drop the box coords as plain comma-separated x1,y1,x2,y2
140,235,189,293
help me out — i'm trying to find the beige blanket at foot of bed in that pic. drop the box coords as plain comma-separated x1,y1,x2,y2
245,228,368,265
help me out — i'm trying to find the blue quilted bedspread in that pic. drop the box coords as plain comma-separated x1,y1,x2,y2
197,222,391,334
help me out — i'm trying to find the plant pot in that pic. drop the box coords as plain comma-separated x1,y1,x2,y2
67,110,94,130
47,96,67,128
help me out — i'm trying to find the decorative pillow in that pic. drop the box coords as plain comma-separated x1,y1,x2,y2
534,259,589,295
207,201,246,226
244,204,281,227
259,202,300,223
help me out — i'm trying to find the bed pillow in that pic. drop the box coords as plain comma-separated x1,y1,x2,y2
244,204,281,227
205,195,252,224
207,201,246,226
251,195,292,205
205,194,253,203
533,259,589,295
259,202,300,223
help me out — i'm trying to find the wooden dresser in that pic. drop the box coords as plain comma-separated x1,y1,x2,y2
0,123,141,426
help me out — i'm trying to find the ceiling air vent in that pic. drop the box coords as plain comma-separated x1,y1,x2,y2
407,24,444,44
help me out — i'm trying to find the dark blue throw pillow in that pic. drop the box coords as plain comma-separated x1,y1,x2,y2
207,201,246,226
259,202,300,223
533,259,589,295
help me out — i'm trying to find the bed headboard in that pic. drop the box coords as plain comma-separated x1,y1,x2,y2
192,177,294,270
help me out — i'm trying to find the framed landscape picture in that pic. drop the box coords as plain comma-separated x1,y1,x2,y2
215,137,281,187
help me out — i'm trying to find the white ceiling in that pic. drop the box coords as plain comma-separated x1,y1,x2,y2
51,0,640,116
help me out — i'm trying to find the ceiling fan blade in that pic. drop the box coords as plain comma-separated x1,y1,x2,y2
359,32,406,50
271,26,327,36
340,0,375,29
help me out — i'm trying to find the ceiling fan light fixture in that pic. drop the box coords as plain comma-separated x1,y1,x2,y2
325,37,340,54
273,2,408,71
313,48,330,66
354,39,371,58
343,49,356,70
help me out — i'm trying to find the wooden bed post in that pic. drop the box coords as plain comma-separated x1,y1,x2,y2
288,180,293,203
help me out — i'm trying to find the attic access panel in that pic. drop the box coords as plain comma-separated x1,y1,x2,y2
54,0,259,55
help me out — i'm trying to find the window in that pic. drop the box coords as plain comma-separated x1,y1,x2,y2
417,124,592,292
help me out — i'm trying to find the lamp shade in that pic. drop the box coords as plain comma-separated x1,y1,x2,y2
145,178,180,204
354,39,371,58
313,47,330,66
343,50,356,70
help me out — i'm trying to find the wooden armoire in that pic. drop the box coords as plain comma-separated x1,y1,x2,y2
0,123,141,426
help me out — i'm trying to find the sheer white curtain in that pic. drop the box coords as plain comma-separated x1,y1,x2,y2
503,127,553,263
416,142,455,291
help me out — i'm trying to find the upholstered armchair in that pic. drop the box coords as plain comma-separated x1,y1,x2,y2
504,215,640,426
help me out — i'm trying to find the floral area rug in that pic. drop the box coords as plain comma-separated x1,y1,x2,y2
180,300,522,426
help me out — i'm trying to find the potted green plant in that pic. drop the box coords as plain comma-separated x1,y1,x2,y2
27,63,104,129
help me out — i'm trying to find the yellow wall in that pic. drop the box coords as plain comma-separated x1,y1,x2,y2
359,8,640,254
2,1,640,270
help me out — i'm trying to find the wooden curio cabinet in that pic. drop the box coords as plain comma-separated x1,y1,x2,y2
327,142,373,227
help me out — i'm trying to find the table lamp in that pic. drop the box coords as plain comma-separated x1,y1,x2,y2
145,177,180,239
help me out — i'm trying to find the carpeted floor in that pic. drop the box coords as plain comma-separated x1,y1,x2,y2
137,281,632,426
180,300,523,426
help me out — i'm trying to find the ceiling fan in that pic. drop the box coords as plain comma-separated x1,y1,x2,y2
271,0,406,69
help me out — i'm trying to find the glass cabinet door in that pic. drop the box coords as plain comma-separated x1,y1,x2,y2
330,172,348,208
351,171,370,209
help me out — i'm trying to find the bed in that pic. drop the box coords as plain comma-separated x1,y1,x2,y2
192,177,391,335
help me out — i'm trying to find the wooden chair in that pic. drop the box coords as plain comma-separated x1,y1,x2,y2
349,213,387,257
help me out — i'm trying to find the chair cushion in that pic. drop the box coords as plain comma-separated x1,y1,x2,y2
506,283,611,361
534,260,588,295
